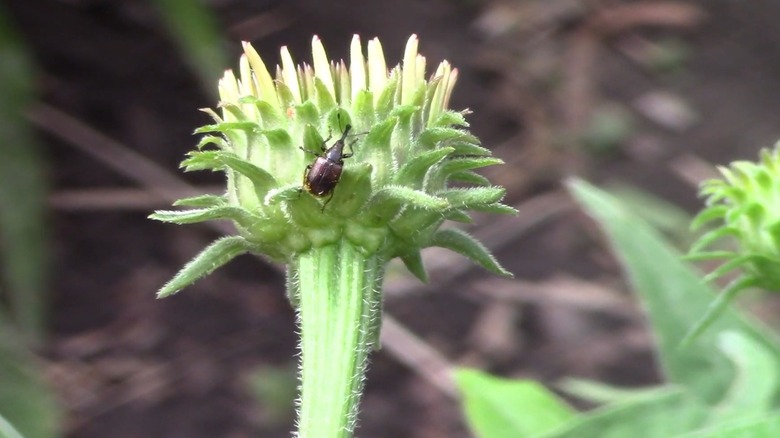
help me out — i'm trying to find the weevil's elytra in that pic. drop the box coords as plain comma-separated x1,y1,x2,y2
301,124,355,210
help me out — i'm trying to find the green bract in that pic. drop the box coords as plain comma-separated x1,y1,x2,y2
151,35,513,297
685,144,780,343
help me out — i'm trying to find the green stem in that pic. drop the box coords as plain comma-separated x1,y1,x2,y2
294,241,384,438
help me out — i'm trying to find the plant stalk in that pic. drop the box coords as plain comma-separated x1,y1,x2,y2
294,241,383,438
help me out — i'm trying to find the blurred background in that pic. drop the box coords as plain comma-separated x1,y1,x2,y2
2,0,780,437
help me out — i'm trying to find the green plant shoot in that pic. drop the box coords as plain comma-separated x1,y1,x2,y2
150,35,513,437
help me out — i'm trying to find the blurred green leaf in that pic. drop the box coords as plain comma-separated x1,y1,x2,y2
581,105,634,155
679,415,780,438
0,332,60,438
543,387,707,438
604,183,693,247
0,2,48,341
708,331,777,424
558,378,668,405
646,38,691,75
153,0,227,94
0,411,25,438
455,368,575,438
247,365,297,427
566,179,780,405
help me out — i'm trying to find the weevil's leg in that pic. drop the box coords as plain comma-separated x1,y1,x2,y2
342,138,358,159
321,129,333,151
299,146,319,157
321,191,335,212
299,165,313,196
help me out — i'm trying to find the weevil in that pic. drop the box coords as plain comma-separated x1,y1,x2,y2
301,124,356,210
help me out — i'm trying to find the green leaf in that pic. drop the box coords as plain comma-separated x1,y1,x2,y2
440,187,506,209
261,128,294,148
428,228,511,277
710,331,777,424
195,135,228,150
700,255,753,284
471,203,519,215
0,5,48,341
566,179,780,404
375,75,398,118
449,142,493,156
449,170,491,186
0,331,60,438
274,81,295,110
149,206,255,226
0,413,25,438
194,121,259,134
265,185,303,205
331,162,373,218
559,379,667,405
455,369,575,438
400,251,428,282
313,78,337,114
351,89,375,129
681,270,755,348
368,186,448,214
394,147,454,188
431,110,469,128
690,205,729,230
679,415,780,438
363,117,397,155
157,236,254,297
683,251,736,262
443,209,474,223
153,0,227,95
246,365,297,427
172,194,226,208
605,184,693,245
417,127,479,150
181,150,277,199
302,123,326,155
250,98,285,128
220,103,249,122
429,157,503,190
689,226,739,254
441,157,504,175
545,387,708,438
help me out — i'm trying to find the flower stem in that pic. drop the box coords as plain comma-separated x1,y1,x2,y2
294,241,383,438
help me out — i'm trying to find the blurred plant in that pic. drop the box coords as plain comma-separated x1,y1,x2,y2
0,4,61,438
151,35,513,437
246,365,297,429
153,0,227,95
581,104,635,156
604,183,693,248
644,38,691,75
0,0,48,345
684,145,780,344
455,180,780,438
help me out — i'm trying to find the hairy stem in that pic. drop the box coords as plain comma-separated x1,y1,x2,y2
294,241,383,438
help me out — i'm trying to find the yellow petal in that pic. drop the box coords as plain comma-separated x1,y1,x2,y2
242,42,279,107
401,34,419,105
367,37,387,105
312,35,336,99
280,46,301,104
350,35,366,102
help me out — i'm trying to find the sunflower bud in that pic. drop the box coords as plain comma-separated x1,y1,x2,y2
151,34,513,297
684,144,780,343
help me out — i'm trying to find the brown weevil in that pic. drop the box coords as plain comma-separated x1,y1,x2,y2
301,124,355,210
